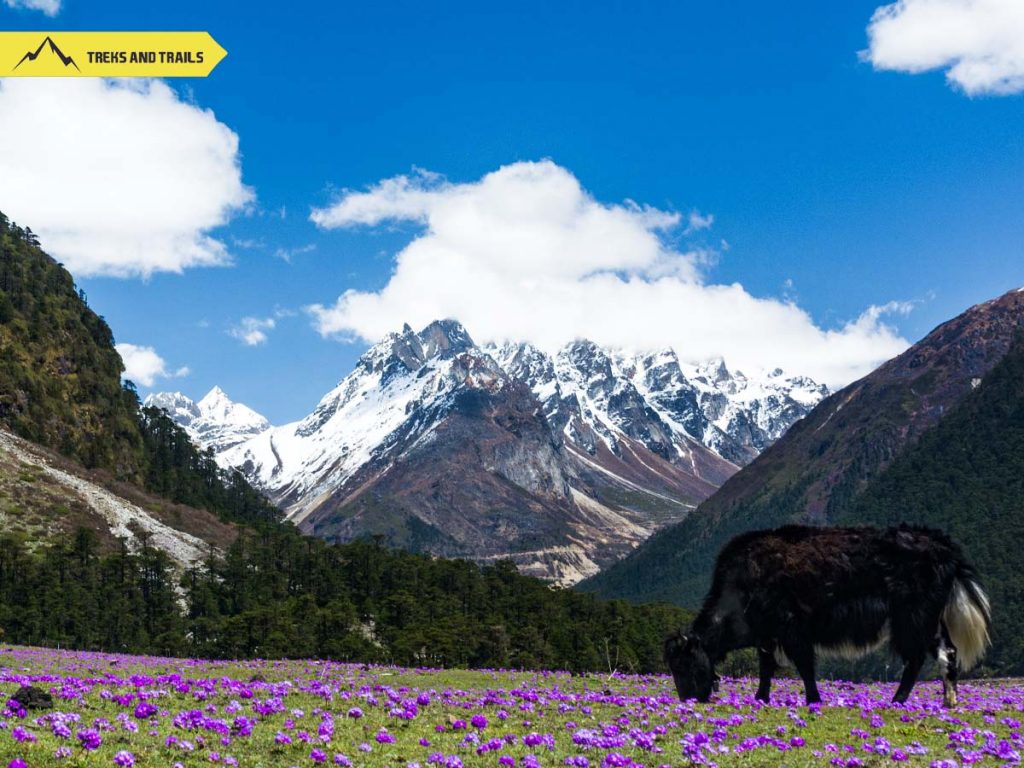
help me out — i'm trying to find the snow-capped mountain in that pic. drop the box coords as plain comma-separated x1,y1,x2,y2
149,320,826,584
490,342,827,468
144,386,271,453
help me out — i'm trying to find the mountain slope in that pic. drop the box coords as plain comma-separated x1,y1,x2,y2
0,427,235,569
582,288,1024,607
838,331,1024,673
157,321,825,584
0,211,279,570
0,215,143,476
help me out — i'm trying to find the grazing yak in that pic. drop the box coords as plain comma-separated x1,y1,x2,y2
664,525,990,707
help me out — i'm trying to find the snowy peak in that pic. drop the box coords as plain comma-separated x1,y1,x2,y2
677,358,830,462
418,318,475,359
488,337,827,467
357,319,477,384
144,391,200,424
144,387,271,453
195,386,269,434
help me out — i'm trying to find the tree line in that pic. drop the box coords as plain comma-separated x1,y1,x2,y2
0,524,691,673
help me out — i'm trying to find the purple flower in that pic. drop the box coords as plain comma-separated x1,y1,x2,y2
113,751,136,767
310,749,327,764
77,728,103,750
8,760,27,768
471,714,488,729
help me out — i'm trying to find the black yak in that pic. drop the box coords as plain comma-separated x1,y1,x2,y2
664,525,990,707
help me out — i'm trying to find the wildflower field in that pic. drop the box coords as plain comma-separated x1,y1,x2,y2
0,646,1021,768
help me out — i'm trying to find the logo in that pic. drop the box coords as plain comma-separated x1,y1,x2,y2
14,36,80,72
0,32,226,77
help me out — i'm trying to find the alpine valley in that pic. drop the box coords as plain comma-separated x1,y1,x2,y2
148,321,827,584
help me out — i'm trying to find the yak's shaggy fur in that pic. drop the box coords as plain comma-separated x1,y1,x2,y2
665,524,990,706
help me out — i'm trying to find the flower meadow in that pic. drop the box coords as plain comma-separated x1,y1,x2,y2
0,646,1022,767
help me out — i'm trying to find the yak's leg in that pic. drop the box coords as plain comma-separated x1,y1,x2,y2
937,622,959,708
755,646,777,703
784,643,820,705
892,653,925,704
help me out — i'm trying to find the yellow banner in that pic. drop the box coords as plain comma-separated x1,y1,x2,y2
0,32,226,77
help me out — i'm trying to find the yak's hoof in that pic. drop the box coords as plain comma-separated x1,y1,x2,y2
943,691,958,708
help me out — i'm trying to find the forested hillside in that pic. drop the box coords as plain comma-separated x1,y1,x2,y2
0,214,142,475
0,525,691,672
0,212,279,529
840,333,1024,673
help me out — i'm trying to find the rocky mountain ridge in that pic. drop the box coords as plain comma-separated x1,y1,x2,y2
148,321,827,583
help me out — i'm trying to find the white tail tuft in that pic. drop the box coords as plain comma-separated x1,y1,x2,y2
943,579,991,670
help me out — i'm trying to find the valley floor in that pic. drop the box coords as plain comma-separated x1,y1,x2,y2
0,646,1021,767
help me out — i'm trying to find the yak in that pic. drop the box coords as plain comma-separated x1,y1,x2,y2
664,524,990,707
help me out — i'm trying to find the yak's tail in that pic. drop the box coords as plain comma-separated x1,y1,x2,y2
943,567,991,671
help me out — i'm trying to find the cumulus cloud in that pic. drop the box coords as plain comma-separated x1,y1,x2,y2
307,161,910,388
3,0,60,14
0,78,253,277
864,0,1024,95
116,343,188,387
229,316,276,346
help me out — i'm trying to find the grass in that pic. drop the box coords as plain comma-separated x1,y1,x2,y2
0,645,1021,767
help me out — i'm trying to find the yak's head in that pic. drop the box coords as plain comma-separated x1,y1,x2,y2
664,631,716,703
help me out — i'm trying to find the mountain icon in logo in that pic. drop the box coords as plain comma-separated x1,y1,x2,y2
14,36,80,72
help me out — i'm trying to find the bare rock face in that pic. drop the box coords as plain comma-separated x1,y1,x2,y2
152,320,827,584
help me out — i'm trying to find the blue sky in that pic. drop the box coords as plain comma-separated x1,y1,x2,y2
1,0,1022,423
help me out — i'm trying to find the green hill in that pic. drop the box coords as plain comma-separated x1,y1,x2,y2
0,213,143,476
840,332,1024,673
0,212,280,528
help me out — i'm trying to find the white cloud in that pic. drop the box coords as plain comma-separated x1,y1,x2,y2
0,78,253,277
864,0,1024,95
308,160,910,388
274,243,316,262
685,210,714,234
229,316,276,346
3,0,60,14
116,343,188,387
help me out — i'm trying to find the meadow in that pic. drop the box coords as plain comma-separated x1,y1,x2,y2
0,645,1020,768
